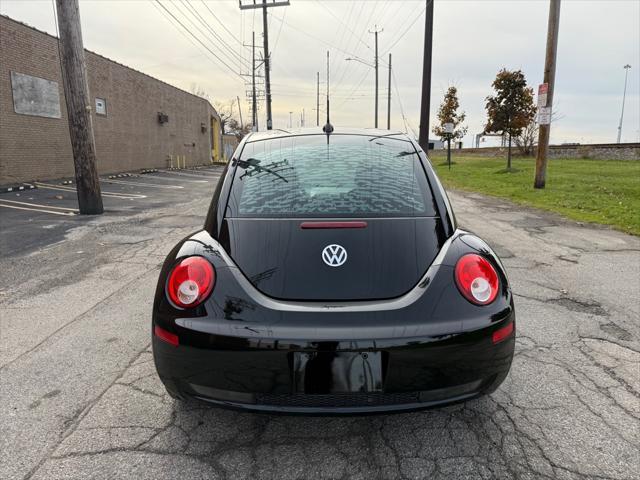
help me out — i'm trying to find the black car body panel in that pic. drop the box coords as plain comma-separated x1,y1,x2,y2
153,128,515,414
219,217,447,300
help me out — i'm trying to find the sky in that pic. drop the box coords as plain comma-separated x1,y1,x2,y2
2,0,639,147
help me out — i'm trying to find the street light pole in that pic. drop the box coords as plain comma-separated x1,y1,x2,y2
346,55,381,129
617,64,632,143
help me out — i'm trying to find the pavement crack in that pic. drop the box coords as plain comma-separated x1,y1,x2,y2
0,269,157,372
23,343,153,480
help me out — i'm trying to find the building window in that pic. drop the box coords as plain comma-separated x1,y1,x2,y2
95,98,107,116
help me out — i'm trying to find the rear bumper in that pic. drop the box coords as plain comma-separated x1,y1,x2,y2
153,315,515,415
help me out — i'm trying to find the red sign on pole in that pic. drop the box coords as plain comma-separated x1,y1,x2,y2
538,83,549,108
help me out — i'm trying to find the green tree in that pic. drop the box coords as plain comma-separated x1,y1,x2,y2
485,69,536,170
433,86,468,142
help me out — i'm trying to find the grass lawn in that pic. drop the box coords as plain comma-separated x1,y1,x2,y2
430,154,640,236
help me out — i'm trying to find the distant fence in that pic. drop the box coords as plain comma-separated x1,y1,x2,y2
430,143,640,161
222,134,239,162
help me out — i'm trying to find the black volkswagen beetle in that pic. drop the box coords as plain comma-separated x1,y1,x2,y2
152,127,515,414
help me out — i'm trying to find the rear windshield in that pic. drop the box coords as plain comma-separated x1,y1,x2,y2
226,134,438,218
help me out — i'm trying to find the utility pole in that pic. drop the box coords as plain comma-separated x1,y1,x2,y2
369,26,383,128
616,64,632,143
316,71,320,126
387,53,392,129
239,1,289,131
534,0,561,189
418,0,434,151
261,0,272,129
237,95,243,129
54,0,103,214
289,111,293,128
252,31,258,131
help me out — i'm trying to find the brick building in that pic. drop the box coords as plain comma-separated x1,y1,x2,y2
0,15,225,185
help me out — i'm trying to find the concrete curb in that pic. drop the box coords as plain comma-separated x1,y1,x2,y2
0,183,36,194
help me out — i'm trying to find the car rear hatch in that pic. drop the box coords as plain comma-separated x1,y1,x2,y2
220,133,446,301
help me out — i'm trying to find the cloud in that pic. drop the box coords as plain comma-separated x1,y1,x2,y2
2,0,638,144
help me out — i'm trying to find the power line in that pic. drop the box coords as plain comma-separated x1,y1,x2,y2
330,2,364,90
332,2,380,95
176,0,249,70
336,68,370,110
392,68,412,135
152,0,243,80
199,0,247,49
271,8,287,59
314,0,371,52
328,1,355,76
165,1,242,71
382,2,429,57
268,12,370,68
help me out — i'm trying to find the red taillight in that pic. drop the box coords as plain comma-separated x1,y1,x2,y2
455,254,499,305
492,322,514,344
154,325,179,347
166,256,215,308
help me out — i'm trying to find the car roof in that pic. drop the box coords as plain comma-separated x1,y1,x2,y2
244,126,412,143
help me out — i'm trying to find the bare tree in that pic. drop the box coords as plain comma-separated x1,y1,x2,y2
213,100,235,133
515,108,565,156
189,85,238,135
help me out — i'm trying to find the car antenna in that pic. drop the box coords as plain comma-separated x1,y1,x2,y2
323,50,333,136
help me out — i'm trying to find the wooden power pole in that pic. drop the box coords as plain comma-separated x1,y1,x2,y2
387,53,392,130
369,26,383,128
239,0,289,130
55,0,103,214
237,96,243,129
534,0,561,189
418,0,434,151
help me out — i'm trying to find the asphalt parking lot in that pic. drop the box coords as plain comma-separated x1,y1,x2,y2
1,167,638,480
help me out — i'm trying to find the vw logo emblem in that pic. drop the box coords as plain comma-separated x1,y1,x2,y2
322,244,347,267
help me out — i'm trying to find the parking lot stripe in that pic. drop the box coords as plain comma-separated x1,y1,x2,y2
139,174,208,183
100,178,184,189
0,199,78,212
159,170,220,179
0,203,76,216
35,183,147,199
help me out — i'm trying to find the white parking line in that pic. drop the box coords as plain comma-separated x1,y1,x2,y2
0,199,78,211
139,174,208,184
159,169,220,179
35,183,147,199
0,202,76,216
100,178,184,189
